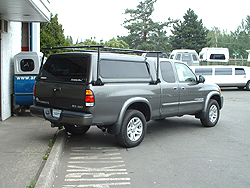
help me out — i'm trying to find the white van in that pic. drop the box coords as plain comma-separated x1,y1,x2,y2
169,49,199,66
191,66,250,90
199,48,229,63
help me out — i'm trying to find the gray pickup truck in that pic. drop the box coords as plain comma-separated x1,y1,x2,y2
30,46,223,147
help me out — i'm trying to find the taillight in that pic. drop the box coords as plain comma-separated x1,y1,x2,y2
33,85,36,96
85,89,94,107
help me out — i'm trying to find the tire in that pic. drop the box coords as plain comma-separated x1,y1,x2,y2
64,125,90,135
116,109,147,148
246,81,250,91
200,99,220,127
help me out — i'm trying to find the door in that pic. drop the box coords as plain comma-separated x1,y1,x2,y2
234,68,247,86
174,62,204,115
160,61,179,117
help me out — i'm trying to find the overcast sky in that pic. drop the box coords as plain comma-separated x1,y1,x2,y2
50,0,249,43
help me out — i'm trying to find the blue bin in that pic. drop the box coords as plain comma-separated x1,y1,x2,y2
14,52,43,107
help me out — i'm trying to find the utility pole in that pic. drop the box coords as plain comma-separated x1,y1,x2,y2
215,27,218,47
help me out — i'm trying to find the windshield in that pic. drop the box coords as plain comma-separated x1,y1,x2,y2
40,53,90,83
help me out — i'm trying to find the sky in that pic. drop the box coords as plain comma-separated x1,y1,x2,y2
50,0,250,43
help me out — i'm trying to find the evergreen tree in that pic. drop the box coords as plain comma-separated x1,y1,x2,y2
119,0,174,53
170,8,208,53
40,13,70,54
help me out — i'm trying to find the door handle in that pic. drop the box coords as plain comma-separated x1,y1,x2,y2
173,87,178,90
181,87,186,90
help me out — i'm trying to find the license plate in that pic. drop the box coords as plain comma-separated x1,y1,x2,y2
52,109,62,118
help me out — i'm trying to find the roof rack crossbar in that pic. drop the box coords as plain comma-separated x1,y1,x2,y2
42,45,105,50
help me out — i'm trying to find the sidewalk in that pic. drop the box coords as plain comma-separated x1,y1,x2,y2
0,112,63,188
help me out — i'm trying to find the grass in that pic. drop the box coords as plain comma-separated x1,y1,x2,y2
26,179,36,188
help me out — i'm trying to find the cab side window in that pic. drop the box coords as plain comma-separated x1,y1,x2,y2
160,62,176,83
175,63,196,82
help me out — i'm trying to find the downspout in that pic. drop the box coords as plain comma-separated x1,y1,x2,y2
30,22,33,51
0,32,2,120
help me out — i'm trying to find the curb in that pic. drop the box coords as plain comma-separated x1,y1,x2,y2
35,129,67,188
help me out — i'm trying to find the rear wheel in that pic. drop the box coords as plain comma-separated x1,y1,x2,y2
64,125,90,135
116,109,147,148
200,99,220,127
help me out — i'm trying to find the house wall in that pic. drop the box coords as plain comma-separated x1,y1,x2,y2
1,22,21,120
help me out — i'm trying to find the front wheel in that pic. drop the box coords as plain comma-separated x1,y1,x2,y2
64,125,90,135
116,109,147,148
246,81,250,91
200,99,220,127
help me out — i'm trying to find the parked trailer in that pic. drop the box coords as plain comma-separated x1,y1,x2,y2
13,52,43,113
199,48,229,63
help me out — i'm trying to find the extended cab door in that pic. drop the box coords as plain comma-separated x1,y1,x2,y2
160,61,179,117
174,62,204,115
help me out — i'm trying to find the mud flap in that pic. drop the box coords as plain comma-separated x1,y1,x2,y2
107,124,121,135
195,111,206,119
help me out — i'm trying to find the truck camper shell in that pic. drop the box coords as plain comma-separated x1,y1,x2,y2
199,48,229,63
169,49,199,66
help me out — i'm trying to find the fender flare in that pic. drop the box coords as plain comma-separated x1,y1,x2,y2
107,97,152,135
197,91,223,119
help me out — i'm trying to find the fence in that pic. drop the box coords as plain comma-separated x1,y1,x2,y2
200,59,250,66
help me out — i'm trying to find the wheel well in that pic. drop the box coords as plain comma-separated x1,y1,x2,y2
127,102,150,121
210,95,222,109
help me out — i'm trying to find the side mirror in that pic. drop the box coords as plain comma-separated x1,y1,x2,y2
198,75,205,83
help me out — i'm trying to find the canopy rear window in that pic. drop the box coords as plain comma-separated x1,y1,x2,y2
40,54,90,82
210,54,226,60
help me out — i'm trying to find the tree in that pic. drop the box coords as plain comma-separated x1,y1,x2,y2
120,0,174,53
76,38,129,49
170,8,208,53
207,28,235,57
231,15,250,58
207,15,250,59
40,13,71,54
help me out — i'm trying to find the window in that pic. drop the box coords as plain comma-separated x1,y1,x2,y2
235,68,246,75
199,54,204,60
100,60,150,79
176,54,181,60
20,59,35,71
215,68,232,75
41,54,89,82
175,63,196,82
192,54,198,61
210,54,226,60
195,68,213,75
160,62,175,83
182,54,191,61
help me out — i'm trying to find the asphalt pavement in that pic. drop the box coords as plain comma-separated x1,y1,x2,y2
0,112,67,188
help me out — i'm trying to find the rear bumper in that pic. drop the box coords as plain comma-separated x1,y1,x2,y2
30,105,93,126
